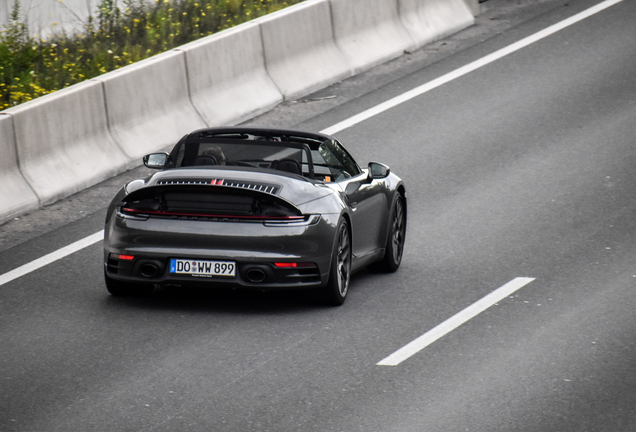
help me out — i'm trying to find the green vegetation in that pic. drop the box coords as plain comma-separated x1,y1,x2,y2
0,0,303,110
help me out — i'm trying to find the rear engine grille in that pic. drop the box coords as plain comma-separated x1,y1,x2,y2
156,178,279,194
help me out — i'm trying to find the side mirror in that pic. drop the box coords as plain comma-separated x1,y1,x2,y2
143,152,170,169
367,162,390,181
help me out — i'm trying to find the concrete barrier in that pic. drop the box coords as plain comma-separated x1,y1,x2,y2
463,0,481,17
0,114,39,224
399,0,474,49
3,81,129,206
0,1,8,25
258,0,352,101
0,0,94,38
94,50,207,160
0,0,484,224
329,0,415,75
177,22,282,126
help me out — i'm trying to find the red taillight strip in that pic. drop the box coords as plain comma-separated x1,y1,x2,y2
274,262,316,268
121,207,305,220
110,254,135,260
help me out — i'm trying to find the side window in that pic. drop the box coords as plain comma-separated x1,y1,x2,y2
173,143,186,167
318,140,361,182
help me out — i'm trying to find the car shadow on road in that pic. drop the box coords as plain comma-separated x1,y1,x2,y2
101,272,373,315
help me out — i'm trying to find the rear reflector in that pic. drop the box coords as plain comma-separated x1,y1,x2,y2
113,254,135,261
274,262,315,268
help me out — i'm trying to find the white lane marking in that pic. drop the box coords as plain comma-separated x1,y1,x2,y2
320,0,623,136
377,277,535,366
0,231,104,288
0,0,622,285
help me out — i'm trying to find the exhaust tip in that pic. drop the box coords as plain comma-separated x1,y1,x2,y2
245,268,267,283
139,263,160,278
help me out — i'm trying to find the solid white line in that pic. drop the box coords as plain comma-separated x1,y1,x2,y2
0,0,622,287
320,0,623,136
377,277,535,366
0,230,104,288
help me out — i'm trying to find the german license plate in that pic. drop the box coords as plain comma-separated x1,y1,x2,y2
170,259,236,277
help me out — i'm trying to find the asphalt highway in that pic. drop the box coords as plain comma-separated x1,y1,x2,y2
2,0,636,430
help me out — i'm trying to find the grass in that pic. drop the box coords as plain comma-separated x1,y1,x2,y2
0,0,304,110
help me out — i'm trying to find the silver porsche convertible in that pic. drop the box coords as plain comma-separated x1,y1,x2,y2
103,127,406,305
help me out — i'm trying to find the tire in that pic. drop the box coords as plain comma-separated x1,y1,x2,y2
324,219,352,306
378,193,406,272
104,271,154,297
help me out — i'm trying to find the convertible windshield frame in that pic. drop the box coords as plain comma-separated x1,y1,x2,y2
172,139,315,179
166,127,362,182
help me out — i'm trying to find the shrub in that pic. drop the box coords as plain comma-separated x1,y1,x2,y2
0,0,302,109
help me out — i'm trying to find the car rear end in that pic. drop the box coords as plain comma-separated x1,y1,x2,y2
104,176,339,290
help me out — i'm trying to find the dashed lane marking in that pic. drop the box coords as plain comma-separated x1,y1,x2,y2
0,231,104,287
321,0,623,135
377,277,536,366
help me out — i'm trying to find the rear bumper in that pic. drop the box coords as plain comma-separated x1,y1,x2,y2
104,258,325,290
103,212,338,290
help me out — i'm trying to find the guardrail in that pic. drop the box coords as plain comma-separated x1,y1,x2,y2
0,0,476,224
